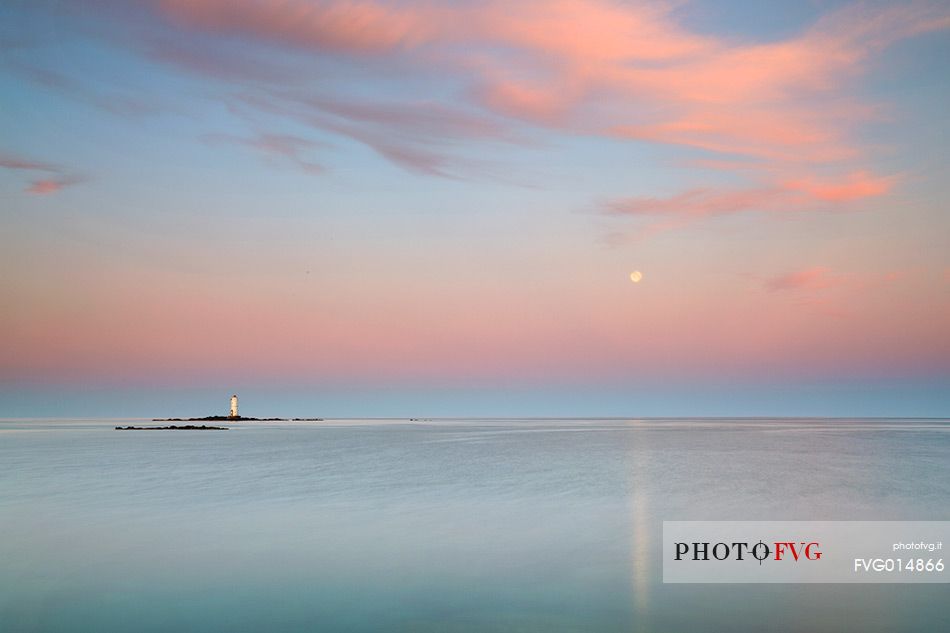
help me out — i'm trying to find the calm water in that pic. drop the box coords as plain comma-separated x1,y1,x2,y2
1,418,949,632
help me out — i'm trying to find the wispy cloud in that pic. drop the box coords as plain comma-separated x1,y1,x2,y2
602,171,896,239
8,62,167,117
14,1,930,205
765,267,847,292
757,266,905,309
229,91,514,179
155,1,948,149
145,38,301,84
0,155,60,173
0,152,85,195
201,132,327,175
145,0,947,208
605,173,895,221
160,0,437,56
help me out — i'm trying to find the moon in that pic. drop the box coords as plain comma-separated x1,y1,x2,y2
629,270,643,283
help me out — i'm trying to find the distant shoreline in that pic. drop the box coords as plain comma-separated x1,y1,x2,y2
152,416,324,422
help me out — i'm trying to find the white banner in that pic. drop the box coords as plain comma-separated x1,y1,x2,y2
663,521,948,583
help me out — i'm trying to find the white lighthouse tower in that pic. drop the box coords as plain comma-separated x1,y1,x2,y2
229,394,239,419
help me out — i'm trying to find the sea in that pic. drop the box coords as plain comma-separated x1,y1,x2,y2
1,418,948,632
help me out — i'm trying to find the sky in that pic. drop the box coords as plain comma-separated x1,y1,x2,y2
1,0,949,418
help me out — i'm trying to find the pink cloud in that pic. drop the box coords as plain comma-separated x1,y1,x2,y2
148,0,946,222
783,171,894,202
155,1,947,151
473,76,575,124
160,0,437,55
26,179,67,195
606,186,785,218
609,106,861,164
25,175,84,195
0,155,59,172
752,267,910,320
604,170,895,238
765,267,846,292
1,152,84,195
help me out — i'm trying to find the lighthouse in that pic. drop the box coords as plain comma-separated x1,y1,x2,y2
229,394,239,419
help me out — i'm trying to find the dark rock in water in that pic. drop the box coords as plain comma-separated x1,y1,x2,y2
115,425,228,431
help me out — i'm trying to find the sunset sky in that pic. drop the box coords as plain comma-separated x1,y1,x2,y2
2,0,948,417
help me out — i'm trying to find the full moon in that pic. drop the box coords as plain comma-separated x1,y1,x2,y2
629,270,643,283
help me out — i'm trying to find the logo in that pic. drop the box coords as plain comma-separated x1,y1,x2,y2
673,540,822,563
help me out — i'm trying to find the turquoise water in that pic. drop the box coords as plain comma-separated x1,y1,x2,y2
1,418,949,632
